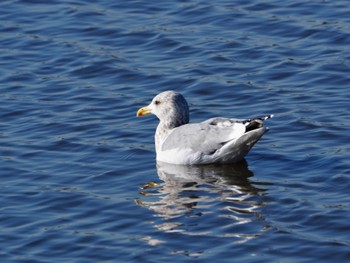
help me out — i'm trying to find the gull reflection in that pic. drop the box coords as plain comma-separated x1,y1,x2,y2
137,160,271,243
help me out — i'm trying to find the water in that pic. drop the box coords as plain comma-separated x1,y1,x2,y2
1,0,349,262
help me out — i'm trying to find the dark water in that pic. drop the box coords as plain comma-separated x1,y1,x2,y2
1,0,349,262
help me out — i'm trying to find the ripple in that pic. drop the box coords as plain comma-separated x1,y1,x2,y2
137,162,270,243
1,0,350,262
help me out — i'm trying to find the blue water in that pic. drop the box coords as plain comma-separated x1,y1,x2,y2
1,0,349,262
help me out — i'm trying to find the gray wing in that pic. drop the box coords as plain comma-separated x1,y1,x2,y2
161,119,246,155
203,116,273,131
202,117,246,124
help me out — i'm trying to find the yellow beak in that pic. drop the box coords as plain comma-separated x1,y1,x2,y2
136,106,152,117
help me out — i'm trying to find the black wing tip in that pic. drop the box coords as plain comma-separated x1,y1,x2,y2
244,114,273,132
264,114,274,120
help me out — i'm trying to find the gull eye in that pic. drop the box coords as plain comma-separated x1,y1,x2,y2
154,100,160,105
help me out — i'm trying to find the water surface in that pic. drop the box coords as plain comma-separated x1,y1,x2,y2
1,0,349,262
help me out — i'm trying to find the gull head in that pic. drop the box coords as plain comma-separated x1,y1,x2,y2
137,90,189,128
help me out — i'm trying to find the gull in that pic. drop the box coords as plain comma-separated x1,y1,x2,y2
137,90,272,165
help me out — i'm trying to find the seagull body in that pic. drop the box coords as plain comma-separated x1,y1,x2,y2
137,91,272,165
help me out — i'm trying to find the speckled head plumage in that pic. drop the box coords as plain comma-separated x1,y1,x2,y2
151,91,189,128
137,90,189,128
